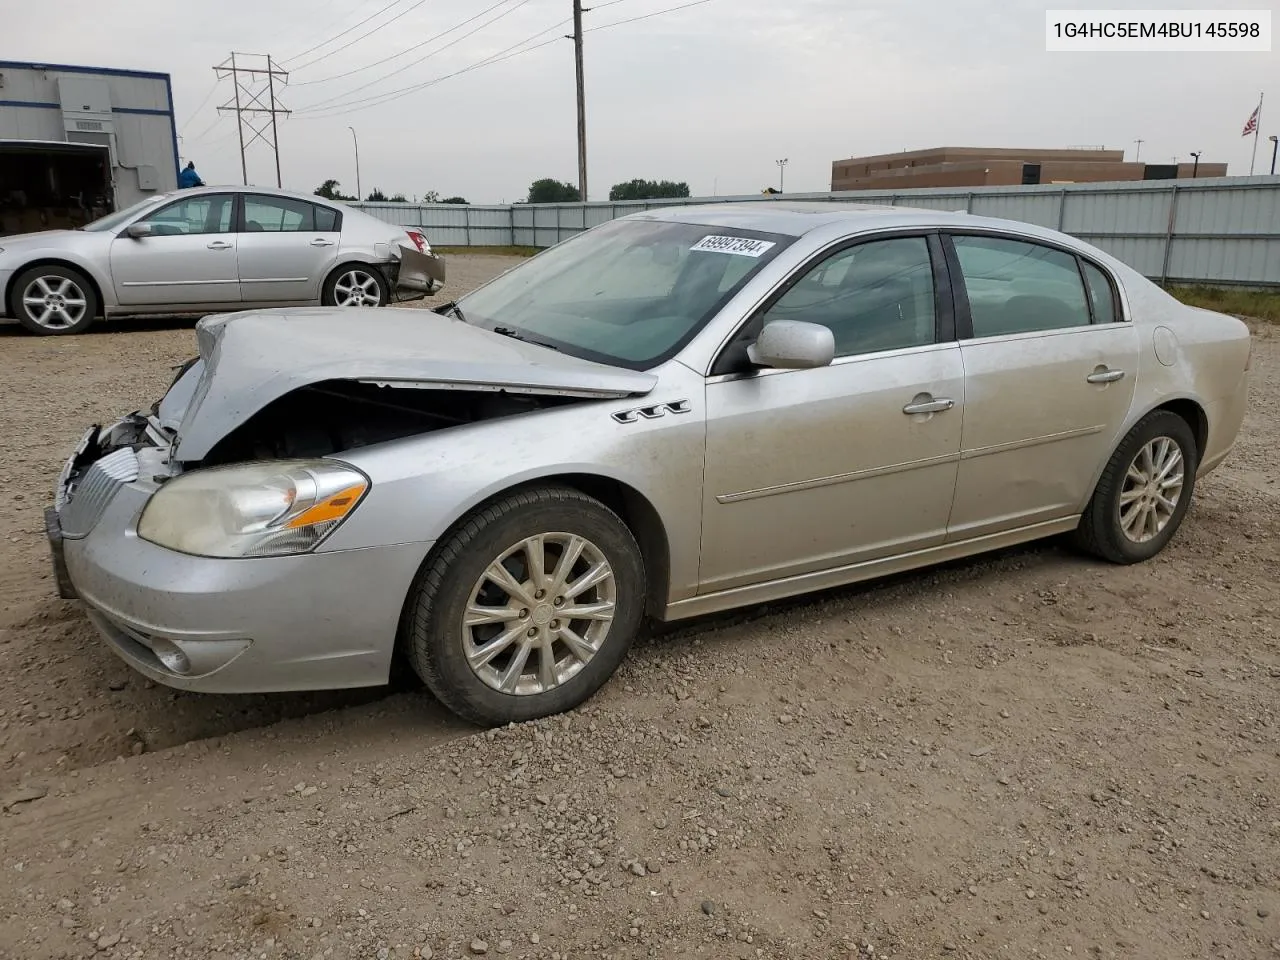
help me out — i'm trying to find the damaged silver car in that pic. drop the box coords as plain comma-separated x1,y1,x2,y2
47,204,1251,725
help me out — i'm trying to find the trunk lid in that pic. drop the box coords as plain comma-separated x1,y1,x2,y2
167,307,657,461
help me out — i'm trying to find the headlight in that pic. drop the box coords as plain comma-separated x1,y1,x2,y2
137,460,369,558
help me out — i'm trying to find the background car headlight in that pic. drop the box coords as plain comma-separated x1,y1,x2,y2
137,460,369,558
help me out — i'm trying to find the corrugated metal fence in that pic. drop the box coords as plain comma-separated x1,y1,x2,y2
353,176,1280,287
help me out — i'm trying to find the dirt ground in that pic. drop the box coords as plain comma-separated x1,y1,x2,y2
0,256,1277,960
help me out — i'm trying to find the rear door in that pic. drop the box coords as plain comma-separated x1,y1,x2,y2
944,231,1140,540
236,194,342,302
109,193,239,305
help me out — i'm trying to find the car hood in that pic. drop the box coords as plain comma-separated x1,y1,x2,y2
164,307,658,461
0,229,80,250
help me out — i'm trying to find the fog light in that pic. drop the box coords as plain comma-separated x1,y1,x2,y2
150,638,191,675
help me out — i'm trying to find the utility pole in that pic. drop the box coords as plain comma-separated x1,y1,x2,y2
215,52,290,187
1133,138,1144,161
572,0,588,202
348,126,362,200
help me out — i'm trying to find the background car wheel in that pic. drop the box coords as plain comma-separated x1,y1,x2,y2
405,486,647,726
322,264,389,307
9,265,98,335
1073,410,1198,564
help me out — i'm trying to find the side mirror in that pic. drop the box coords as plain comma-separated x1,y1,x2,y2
125,222,154,239
747,320,835,370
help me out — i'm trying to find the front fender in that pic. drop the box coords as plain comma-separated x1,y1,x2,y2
322,364,708,605
4,249,116,311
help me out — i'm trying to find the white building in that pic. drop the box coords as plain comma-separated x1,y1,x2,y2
0,59,179,234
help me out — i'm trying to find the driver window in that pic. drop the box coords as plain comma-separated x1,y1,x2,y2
141,195,233,236
762,237,937,357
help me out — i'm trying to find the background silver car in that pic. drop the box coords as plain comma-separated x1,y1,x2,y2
0,185,445,335
47,204,1251,727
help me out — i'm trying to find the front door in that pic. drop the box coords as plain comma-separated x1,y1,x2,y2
109,193,239,305
699,234,965,594
944,232,1140,539
236,194,341,302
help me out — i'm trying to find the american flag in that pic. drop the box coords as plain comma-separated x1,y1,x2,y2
1243,104,1260,136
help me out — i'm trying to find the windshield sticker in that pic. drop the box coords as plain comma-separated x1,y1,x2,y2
690,235,777,257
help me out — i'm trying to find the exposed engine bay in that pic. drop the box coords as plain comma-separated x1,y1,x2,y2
197,380,579,466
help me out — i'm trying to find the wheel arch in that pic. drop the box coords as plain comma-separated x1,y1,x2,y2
1077,393,1210,514
5,258,107,318
398,472,673,639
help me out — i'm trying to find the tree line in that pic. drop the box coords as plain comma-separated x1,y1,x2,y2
313,177,695,206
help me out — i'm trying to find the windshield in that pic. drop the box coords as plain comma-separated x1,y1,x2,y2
81,194,174,232
456,218,793,369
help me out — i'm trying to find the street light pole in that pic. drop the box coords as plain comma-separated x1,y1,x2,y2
1189,151,1201,177
348,126,361,200
1270,136,1279,176
1133,138,1144,161
776,158,788,192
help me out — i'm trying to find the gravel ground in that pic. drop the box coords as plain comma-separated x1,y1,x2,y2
0,257,1277,959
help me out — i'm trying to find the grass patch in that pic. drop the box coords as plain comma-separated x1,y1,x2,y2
433,245,540,258
1168,284,1280,323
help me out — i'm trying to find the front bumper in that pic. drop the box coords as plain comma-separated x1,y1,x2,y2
47,433,433,694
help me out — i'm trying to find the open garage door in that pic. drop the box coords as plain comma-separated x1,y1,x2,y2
0,139,114,236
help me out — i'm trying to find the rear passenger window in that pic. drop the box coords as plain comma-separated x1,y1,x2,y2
1080,260,1118,324
314,205,340,232
952,235,1091,338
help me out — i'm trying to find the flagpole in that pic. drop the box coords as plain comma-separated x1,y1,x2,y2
1250,92,1264,175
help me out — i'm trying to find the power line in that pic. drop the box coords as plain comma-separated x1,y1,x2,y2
287,0,434,72
293,0,517,85
294,0,715,119
293,0,546,114
590,0,716,32
281,0,417,66
178,80,221,135
293,32,561,119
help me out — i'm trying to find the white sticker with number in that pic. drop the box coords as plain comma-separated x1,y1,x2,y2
689,235,777,257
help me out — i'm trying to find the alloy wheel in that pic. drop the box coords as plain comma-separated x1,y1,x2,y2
1118,435,1185,543
332,269,382,306
461,533,617,696
22,276,89,331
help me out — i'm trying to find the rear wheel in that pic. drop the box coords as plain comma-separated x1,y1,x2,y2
404,487,646,726
9,265,98,335
1073,410,1198,564
322,264,389,307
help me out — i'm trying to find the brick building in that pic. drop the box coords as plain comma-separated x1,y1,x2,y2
830,147,1228,192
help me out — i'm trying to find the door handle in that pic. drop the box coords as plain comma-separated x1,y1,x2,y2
903,397,955,415
1087,367,1126,384
206,240,233,250
310,238,335,247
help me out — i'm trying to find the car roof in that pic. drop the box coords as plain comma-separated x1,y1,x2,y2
620,201,1041,240
156,184,353,211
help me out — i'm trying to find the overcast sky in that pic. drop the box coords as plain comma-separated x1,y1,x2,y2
9,0,1278,202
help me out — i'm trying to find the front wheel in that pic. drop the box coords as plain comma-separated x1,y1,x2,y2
1073,410,1198,564
9,265,98,335
404,487,647,726
322,264,389,307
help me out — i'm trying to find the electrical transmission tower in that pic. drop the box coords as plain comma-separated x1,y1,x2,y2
214,53,290,187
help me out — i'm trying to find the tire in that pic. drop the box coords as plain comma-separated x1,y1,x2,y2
8,265,98,335
405,486,646,726
321,263,389,307
1073,410,1199,564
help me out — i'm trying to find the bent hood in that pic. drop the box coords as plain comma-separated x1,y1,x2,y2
163,307,658,462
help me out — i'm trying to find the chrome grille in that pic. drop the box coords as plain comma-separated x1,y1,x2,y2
60,447,139,539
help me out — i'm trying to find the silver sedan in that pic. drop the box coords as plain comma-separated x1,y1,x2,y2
1,185,445,335
46,203,1251,725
